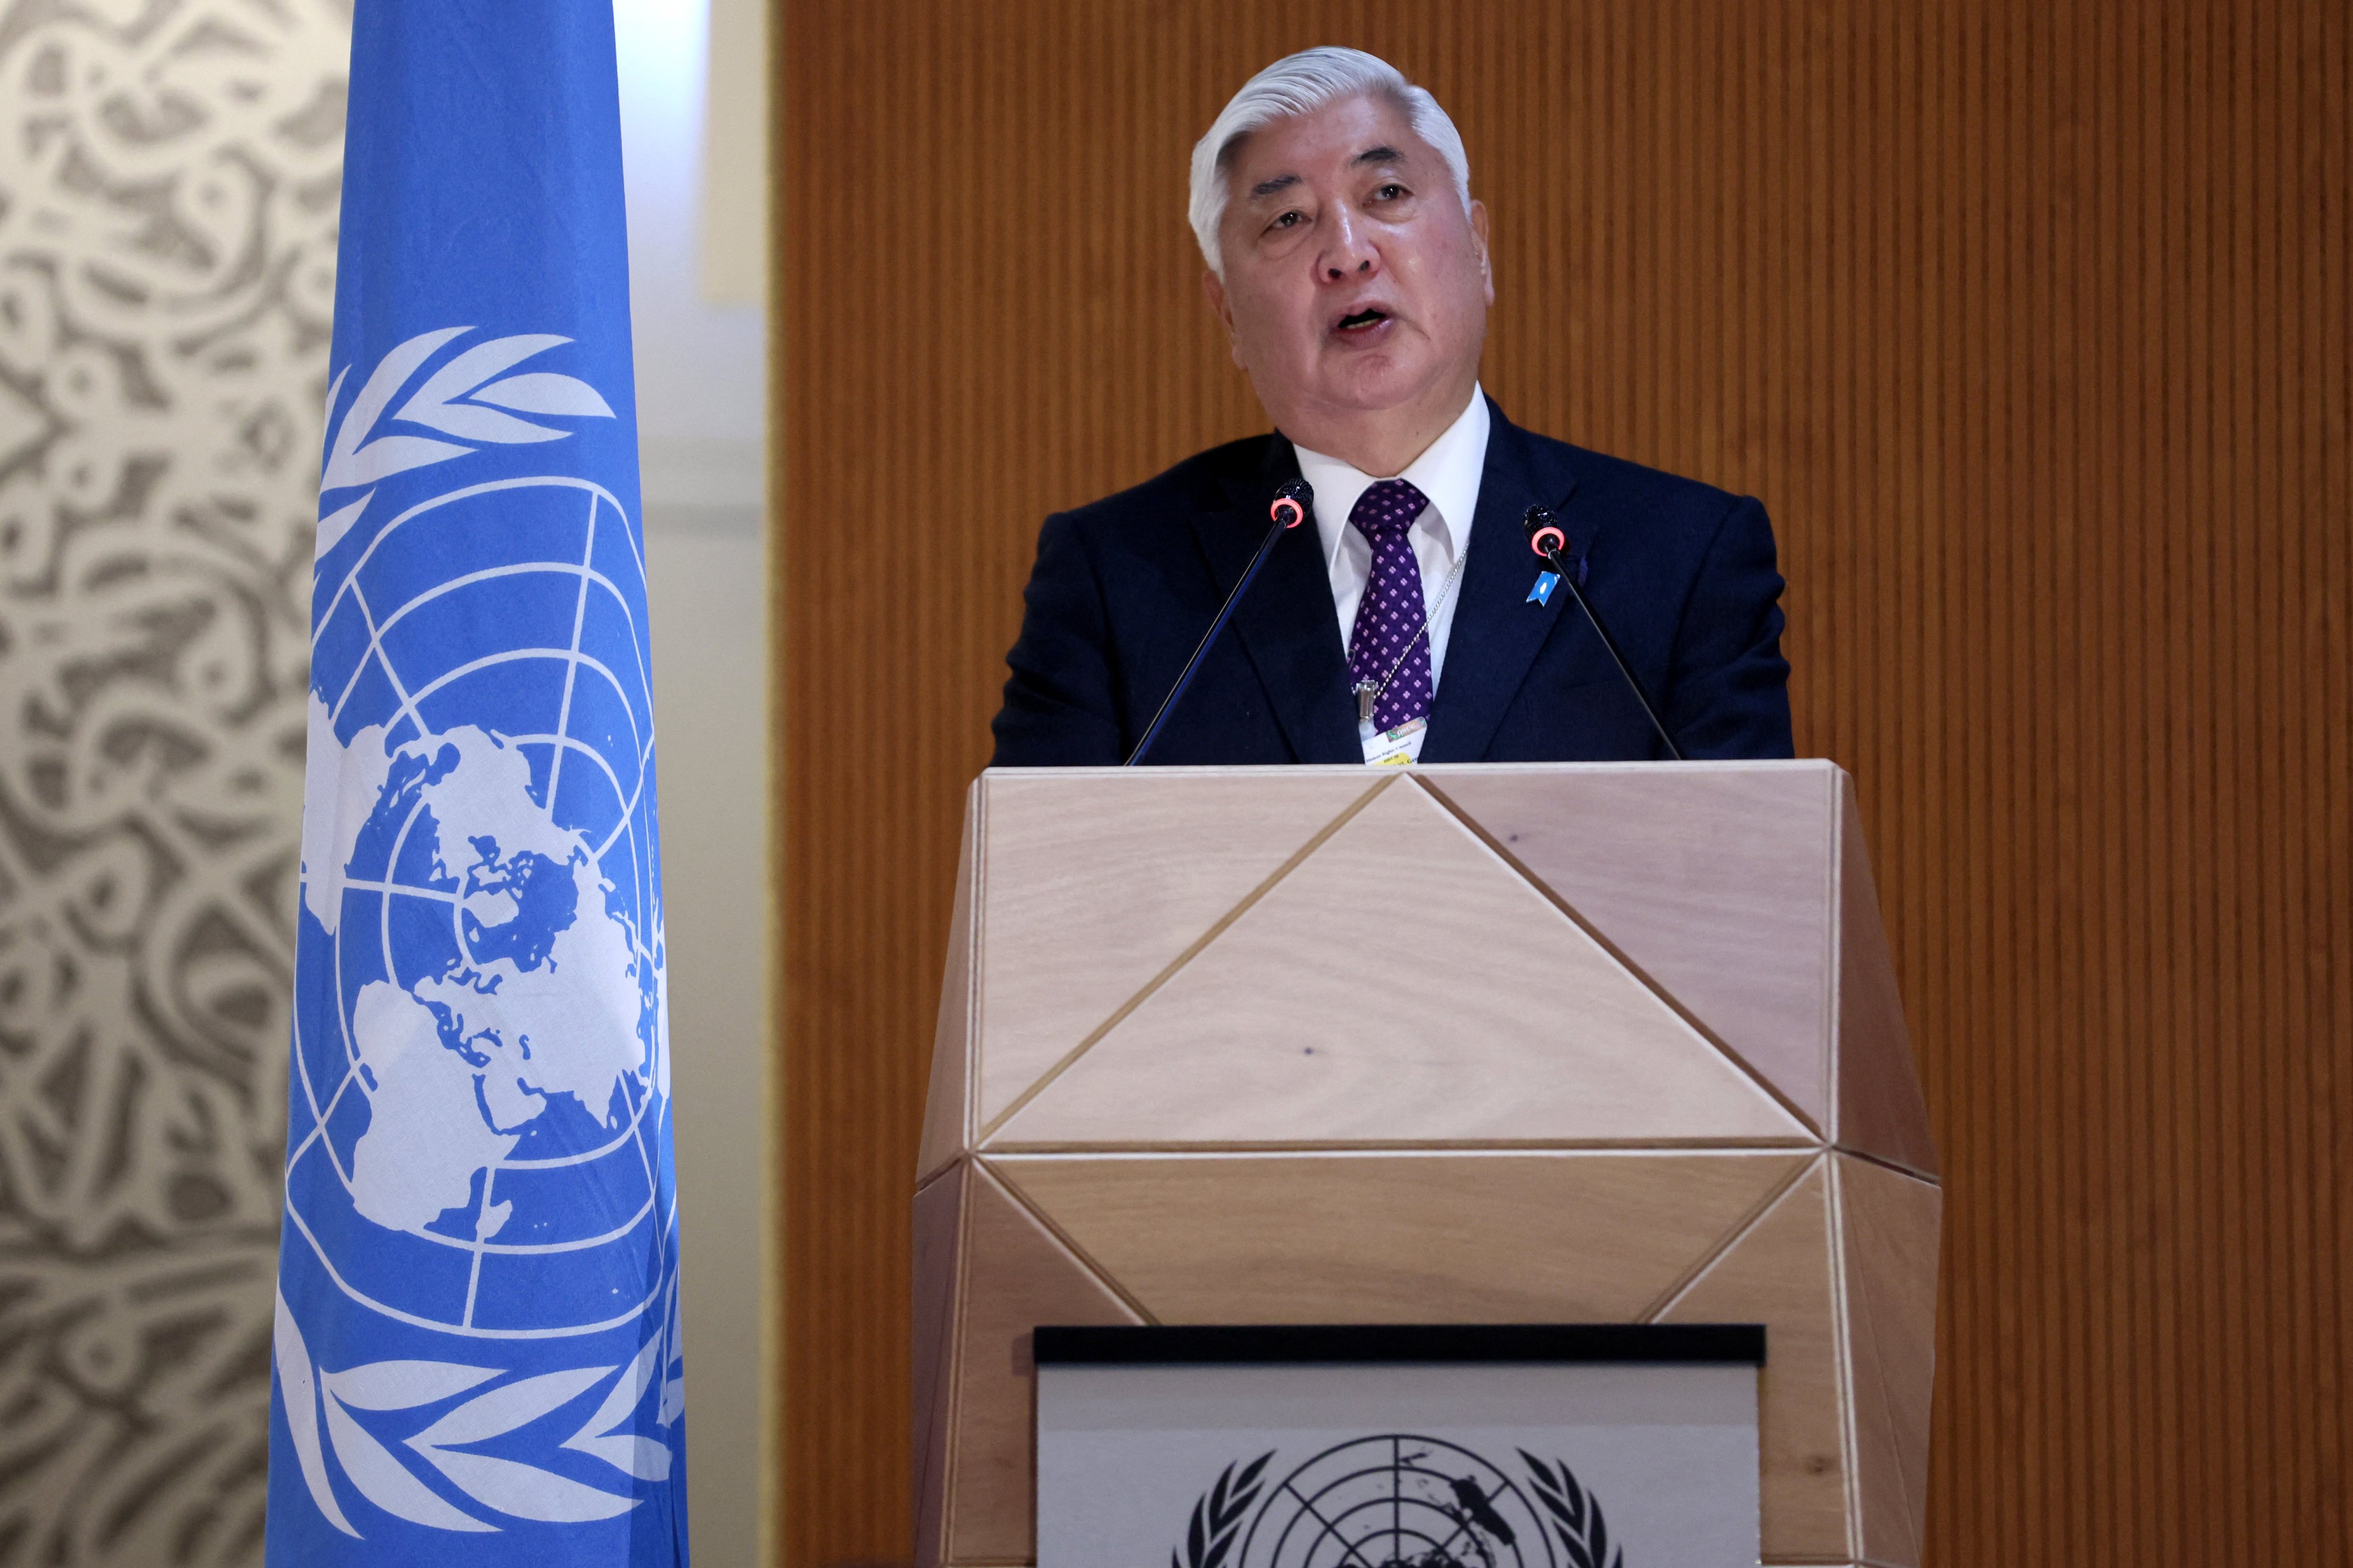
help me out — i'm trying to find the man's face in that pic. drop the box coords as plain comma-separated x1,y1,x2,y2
1205,92,1492,441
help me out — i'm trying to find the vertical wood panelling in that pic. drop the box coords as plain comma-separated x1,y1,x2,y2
777,2,2350,1562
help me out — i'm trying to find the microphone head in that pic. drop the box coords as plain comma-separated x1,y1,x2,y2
1523,505,1568,559
1270,477,1313,530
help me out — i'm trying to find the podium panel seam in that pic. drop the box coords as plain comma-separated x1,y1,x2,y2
982,1137,1823,1155
975,1157,1161,1326
975,774,1396,1142
1641,1151,1825,1323
1413,771,1825,1137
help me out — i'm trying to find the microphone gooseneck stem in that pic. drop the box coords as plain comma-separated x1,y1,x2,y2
1126,513,1291,766
1540,544,1687,762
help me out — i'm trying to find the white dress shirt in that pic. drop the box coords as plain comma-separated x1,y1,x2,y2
1293,387,1491,700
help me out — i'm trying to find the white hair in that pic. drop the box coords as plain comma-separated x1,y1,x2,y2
1187,47,1472,278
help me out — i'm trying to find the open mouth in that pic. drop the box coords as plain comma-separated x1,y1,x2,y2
1335,307,1389,333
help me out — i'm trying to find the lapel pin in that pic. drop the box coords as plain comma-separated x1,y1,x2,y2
1528,571,1560,606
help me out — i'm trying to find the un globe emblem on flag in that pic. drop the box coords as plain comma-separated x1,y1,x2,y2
274,327,684,1539
292,472,669,1339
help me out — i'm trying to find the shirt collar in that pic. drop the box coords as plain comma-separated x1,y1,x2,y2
1293,385,1491,573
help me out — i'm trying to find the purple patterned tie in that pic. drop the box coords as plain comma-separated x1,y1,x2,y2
1345,478,1434,732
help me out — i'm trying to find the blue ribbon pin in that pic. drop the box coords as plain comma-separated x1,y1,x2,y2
1528,570,1560,606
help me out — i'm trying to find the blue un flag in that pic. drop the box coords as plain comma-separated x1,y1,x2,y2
267,3,686,1562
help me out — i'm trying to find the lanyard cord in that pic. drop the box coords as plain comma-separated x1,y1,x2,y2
1356,547,1469,712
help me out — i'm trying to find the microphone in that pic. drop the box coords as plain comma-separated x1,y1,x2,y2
1268,482,1309,530
1523,491,1687,761
1127,478,1313,766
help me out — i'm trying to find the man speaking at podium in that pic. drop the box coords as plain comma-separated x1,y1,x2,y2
990,47,1793,768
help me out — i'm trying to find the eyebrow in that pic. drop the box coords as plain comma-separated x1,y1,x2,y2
1247,146,1411,204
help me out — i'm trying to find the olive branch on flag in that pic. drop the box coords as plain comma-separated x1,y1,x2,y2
314,326,617,554
273,1291,676,1535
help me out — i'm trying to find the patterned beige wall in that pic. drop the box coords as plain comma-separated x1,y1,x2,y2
0,2,347,1562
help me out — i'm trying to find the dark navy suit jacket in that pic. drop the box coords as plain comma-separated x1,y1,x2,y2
989,400,1793,766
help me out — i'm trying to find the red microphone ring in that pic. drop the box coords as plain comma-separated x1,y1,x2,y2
1272,500,1305,528
1530,525,1567,557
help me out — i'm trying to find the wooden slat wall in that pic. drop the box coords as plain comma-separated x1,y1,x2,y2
774,1,2350,1563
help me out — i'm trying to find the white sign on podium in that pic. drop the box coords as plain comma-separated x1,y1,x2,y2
1035,1325,1762,1568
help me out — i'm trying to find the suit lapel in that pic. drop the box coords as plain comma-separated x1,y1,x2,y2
1422,407,1576,762
1193,441,1359,763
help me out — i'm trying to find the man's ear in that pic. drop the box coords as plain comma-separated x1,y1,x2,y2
1202,268,1246,369
1470,199,1494,306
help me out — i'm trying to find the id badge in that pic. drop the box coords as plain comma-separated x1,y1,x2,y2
1361,718,1428,767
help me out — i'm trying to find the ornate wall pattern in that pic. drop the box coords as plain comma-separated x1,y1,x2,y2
0,2,347,1562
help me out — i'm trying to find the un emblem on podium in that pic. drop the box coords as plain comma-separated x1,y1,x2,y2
1175,1439,1624,1568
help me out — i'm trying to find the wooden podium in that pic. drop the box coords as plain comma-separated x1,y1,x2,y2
913,762,1939,1568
